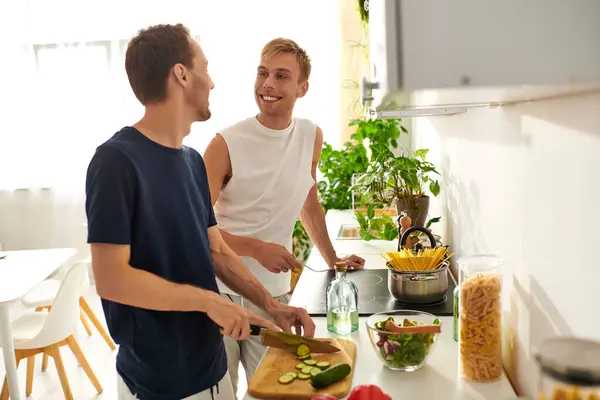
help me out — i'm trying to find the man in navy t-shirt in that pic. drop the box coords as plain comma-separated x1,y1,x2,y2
85,24,315,400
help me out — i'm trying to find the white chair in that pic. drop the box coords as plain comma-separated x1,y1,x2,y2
1,263,103,400
21,258,116,352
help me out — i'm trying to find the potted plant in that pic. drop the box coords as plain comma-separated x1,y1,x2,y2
351,146,441,240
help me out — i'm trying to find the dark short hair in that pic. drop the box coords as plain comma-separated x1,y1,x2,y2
125,23,194,105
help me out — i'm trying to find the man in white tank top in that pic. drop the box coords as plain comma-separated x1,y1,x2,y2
203,38,365,396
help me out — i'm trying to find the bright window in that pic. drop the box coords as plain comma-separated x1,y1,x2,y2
0,0,341,190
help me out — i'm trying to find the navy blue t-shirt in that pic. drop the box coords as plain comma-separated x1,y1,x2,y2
85,127,226,400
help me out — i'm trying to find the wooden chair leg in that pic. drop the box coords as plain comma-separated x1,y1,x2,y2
66,336,103,393
48,346,73,400
80,309,93,336
42,353,49,371
26,356,35,395
1,356,21,400
0,378,9,400
79,297,116,350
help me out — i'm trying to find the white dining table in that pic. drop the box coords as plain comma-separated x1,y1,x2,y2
0,247,77,400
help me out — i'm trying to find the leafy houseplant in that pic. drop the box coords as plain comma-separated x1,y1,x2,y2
291,117,404,267
351,147,441,241
317,118,402,211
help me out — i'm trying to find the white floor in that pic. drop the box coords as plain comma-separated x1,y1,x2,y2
0,287,248,399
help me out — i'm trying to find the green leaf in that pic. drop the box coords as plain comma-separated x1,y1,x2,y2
383,223,399,241
367,203,375,219
429,180,441,196
425,216,442,229
414,149,429,160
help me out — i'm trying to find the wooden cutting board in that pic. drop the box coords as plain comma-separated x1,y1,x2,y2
248,338,356,400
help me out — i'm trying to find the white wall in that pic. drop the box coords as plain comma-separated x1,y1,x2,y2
412,91,600,397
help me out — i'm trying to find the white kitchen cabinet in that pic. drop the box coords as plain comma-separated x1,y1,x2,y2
364,0,600,112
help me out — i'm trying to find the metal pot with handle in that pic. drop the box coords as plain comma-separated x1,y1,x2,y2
387,226,449,304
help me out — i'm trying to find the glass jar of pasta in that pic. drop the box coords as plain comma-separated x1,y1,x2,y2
458,255,504,382
534,337,600,400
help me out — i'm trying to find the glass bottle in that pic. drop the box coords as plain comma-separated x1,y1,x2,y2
534,337,600,400
458,255,504,382
326,261,359,335
453,286,459,342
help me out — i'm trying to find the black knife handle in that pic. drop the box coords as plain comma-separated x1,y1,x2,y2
250,324,262,335
218,324,263,335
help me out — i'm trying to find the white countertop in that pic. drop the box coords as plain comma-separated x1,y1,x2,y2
243,316,517,400
244,209,518,399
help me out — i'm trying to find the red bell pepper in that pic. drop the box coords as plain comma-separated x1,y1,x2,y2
348,384,392,400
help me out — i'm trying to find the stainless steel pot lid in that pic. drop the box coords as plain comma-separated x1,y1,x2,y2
534,337,600,386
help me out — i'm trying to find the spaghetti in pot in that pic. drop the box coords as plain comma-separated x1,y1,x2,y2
459,273,503,382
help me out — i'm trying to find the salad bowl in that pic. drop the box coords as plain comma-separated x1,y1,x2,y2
365,310,442,371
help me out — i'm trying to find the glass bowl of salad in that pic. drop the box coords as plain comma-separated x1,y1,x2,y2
365,310,442,371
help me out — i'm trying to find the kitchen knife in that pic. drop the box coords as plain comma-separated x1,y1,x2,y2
250,324,341,354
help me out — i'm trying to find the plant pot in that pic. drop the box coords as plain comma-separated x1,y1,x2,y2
395,196,430,227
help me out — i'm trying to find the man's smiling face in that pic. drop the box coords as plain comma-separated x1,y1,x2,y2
254,52,308,117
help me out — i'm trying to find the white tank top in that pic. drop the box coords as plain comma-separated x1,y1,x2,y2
214,116,317,296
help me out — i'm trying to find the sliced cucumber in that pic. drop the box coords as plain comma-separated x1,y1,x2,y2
296,363,307,370
285,372,298,379
301,366,313,375
278,374,295,384
316,361,330,369
298,373,311,380
297,354,311,361
310,367,322,377
303,359,317,366
296,343,311,357
310,363,352,389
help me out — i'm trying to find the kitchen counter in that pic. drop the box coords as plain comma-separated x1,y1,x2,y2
243,315,517,400
312,210,400,257
243,209,518,400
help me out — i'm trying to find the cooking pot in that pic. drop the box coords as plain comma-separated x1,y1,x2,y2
387,226,449,304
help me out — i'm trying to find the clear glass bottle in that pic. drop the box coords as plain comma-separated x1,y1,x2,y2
458,255,504,382
453,286,459,342
534,337,600,400
326,261,359,335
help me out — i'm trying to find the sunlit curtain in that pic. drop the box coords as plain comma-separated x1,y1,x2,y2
0,0,341,191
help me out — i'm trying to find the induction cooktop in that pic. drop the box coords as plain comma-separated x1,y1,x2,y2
289,268,455,317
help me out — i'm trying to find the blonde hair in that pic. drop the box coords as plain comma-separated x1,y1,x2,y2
261,38,311,81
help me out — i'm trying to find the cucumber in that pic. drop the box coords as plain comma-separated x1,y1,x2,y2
296,363,307,370
301,366,313,375
310,367,321,377
285,372,298,379
296,344,310,357
297,354,311,361
278,374,295,384
298,373,311,380
310,363,352,389
304,359,317,366
316,361,330,369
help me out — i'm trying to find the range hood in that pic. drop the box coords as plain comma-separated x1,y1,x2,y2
363,0,600,116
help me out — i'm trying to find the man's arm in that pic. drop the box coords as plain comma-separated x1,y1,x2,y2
300,127,365,269
299,127,337,267
203,135,300,273
208,225,315,337
91,243,216,312
203,134,263,257
208,226,277,312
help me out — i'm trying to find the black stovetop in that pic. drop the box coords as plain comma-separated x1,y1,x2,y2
289,268,455,317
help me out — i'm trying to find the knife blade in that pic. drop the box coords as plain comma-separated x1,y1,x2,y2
250,324,340,354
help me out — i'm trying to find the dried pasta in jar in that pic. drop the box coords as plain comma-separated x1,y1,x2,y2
459,272,503,382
